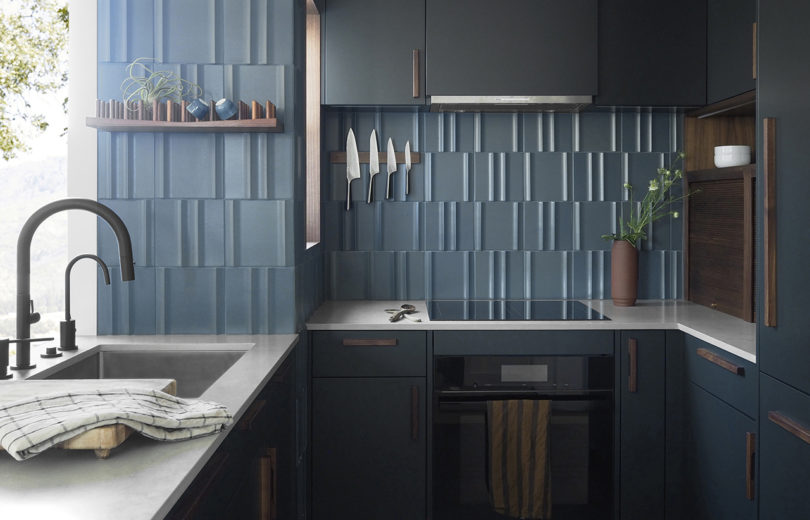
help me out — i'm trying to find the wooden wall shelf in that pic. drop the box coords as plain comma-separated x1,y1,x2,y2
86,117,283,133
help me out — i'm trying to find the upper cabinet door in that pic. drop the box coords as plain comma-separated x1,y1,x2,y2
322,0,425,105
425,0,597,96
596,0,707,106
707,0,756,103
757,0,810,395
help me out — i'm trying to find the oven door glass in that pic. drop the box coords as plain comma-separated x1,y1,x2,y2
433,395,613,520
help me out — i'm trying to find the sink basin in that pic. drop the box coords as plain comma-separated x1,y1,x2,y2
41,348,247,398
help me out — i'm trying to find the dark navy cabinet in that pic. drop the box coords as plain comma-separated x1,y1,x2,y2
321,0,425,105
618,331,666,520
683,337,757,520
596,0,706,106
310,331,427,519
707,0,756,103
425,0,597,97
759,374,810,520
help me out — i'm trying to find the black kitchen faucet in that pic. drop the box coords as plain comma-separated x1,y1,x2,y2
12,198,135,370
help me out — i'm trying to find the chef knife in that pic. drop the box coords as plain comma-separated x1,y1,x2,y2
346,128,360,210
368,129,379,203
386,138,396,199
404,140,412,196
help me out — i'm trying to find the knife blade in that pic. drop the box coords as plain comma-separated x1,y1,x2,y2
368,129,379,203
404,140,412,196
346,129,360,210
386,138,397,200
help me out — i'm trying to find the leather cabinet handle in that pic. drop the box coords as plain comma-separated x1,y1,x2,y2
696,348,745,376
342,338,397,347
745,432,756,501
763,117,777,327
412,50,420,98
768,411,810,445
628,338,638,393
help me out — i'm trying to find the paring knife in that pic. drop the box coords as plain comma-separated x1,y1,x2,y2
346,129,360,210
368,129,379,203
404,140,412,196
386,138,396,199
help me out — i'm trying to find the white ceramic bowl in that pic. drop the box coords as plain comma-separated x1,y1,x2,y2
714,145,751,168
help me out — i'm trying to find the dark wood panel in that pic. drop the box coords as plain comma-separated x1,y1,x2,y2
684,116,756,171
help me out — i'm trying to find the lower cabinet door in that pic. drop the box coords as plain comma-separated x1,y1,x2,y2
312,377,426,520
759,374,810,520
684,382,756,520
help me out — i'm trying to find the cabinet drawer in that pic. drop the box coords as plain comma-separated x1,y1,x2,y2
759,374,810,520
312,331,427,377
685,335,756,418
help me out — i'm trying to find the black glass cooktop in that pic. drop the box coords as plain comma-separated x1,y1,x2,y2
427,299,609,321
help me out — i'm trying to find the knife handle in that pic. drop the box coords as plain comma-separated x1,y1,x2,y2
405,170,410,196
367,175,374,204
386,173,392,200
346,181,351,210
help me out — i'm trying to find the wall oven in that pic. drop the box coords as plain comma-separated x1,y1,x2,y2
432,353,614,520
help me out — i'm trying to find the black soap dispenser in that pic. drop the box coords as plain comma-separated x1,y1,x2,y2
59,254,111,352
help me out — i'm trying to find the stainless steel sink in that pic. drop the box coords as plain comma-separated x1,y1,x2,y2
41,348,247,398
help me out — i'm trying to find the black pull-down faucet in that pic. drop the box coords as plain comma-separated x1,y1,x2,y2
12,198,135,370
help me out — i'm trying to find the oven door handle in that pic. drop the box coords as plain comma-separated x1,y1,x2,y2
436,389,613,400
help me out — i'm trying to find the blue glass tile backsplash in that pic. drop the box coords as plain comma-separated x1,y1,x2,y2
324,108,684,301
96,0,318,334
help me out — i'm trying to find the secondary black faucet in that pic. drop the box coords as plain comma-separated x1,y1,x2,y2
58,254,111,353
14,198,135,370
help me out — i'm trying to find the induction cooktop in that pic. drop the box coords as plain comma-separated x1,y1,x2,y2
426,299,609,321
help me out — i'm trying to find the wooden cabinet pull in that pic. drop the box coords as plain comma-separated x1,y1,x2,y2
259,448,278,520
238,400,266,431
341,338,397,347
411,385,419,441
696,348,745,376
768,411,810,445
628,338,638,393
412,50,420,98
763,117,777,327
745,432,756,500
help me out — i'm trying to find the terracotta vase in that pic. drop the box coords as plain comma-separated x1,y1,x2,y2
611,240,638,306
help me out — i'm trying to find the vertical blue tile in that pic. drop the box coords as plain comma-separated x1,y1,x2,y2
200,64,225,100
166,134,219,199
423,112,444,152
430,153,469,201
223,134,250,198
233,65,284,108
572,153,594,201
98,199,153,267
97,266,156,335
529,252,567,298
370,252,396,299
502,153,525,202
455,113,478,152
522,202,544,250
472,153,495,201
620,109,642,152
571,251,607,299
455,202,478,251
430,251,468,299
163,0,215,63
130,134,156,198
225,200,292,266
353,202,378,251
650,110,675,153
329,251,369,299
521,113,543,152
470,251,494,299
602,152,624,202
579,202,616,251
222,0,251,64
127,0,154,60
546,202,574,251
481,113,517,152
223,268,263,334
403,251,426,299
549,113,573,152
400,161,425,202
638,250,665,299
268,267,297,332
481,202,519,250
528,152,567,201
577,111,618,152
157,268,221,334
504,251,527,299
381,203,419,251
155,200,225,266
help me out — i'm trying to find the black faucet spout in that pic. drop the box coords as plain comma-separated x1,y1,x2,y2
14,198,135,369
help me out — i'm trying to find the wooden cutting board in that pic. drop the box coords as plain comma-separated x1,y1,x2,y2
0,379,177,459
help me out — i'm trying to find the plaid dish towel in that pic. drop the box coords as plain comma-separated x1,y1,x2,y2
0,388,233,461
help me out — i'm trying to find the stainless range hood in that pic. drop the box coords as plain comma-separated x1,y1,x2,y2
429,95,593,113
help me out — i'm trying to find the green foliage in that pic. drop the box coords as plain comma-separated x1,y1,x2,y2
121,57,202,104
0,0,69,161
602,152,695,248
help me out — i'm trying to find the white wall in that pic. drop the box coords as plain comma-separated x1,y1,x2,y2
66,0,98,335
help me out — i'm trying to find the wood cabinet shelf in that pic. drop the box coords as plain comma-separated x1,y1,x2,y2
86,117,283,133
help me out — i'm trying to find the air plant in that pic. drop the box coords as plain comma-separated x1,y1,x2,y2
120,57,202,104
